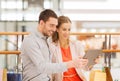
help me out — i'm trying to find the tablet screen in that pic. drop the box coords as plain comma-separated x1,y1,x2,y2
83,49,102,70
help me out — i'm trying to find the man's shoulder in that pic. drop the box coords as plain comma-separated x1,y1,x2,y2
22,33,36,43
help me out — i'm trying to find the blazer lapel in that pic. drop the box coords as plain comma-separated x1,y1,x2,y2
55,42,63,63
70,42,87,81
70,42,77,59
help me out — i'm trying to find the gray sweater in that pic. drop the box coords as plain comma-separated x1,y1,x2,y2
20,30,67,81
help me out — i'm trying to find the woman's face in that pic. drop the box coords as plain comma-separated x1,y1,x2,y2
57,22,71,41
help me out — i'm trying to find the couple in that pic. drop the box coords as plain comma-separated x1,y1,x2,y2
20,9,88,81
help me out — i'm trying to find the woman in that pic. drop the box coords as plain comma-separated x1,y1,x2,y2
49,16,87,81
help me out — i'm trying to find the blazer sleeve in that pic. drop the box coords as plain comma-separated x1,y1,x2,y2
48,42,57,63
75,41,85,57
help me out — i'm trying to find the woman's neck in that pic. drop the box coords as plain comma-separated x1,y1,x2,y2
59,39,69,49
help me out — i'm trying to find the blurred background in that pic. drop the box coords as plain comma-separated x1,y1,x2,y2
0,0,120,80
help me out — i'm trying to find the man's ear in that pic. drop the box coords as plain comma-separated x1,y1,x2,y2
40,20,44,25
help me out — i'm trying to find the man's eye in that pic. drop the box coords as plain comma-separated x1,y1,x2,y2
63,29,66,31
50,24,54,27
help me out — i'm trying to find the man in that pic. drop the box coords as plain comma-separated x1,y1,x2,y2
20,9,88,81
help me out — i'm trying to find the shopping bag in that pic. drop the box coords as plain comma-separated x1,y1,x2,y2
2,69,7,81
7,73,22,81
90,70,106,81
105,67,113,81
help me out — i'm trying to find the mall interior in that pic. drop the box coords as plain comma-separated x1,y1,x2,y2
0,0,120,81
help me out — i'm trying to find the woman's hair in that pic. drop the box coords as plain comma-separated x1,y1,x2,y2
52,16,71,43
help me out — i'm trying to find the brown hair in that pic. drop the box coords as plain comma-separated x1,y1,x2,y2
52,16,71,43
38,9,58,23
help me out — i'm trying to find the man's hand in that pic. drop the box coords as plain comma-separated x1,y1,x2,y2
66,58,88,69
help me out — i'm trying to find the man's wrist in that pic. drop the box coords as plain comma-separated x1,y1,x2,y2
66,61,75,68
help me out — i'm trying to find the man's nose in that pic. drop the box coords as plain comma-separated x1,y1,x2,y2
52,26,56,32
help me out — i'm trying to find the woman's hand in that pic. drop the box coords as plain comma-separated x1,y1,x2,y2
94,55,101,64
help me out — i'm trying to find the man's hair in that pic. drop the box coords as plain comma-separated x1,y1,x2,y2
38,9,58,23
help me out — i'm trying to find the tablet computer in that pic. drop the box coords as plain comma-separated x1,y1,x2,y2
83,49,102,70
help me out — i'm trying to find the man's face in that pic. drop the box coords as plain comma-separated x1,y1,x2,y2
42,17,58,37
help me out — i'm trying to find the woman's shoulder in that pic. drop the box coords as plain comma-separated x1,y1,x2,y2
70,40,85,49
70,40,83,45
48,37,58,47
